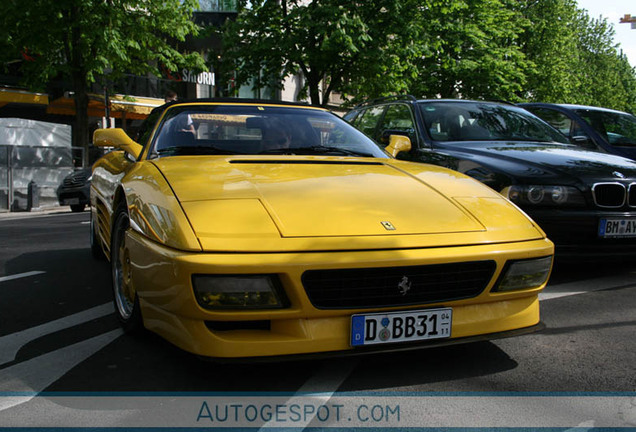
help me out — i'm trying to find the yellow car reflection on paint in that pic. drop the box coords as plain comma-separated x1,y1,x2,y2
90,100,554,359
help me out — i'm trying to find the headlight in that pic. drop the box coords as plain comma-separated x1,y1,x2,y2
503,185,585,207
494,256,553,292
192,275,287,310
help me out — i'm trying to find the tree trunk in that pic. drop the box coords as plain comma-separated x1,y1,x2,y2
66,2,92,168
306,72,322,106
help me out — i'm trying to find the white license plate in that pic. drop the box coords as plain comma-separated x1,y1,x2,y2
351,308,452,347
598,218,636,238
63,198,80,205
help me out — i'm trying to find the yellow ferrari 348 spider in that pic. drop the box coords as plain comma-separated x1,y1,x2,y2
90,99,554,359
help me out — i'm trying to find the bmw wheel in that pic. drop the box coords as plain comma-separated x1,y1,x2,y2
110,206,143,332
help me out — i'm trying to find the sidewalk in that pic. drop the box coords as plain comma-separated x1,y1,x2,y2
0,206,78,220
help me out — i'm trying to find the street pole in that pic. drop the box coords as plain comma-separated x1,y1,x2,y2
104,86,111,128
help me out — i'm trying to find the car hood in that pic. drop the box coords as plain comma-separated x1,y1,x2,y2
440,142,636,184
151,156,545,252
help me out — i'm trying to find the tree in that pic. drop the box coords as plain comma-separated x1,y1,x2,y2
220,0,636,110
1,0,206,163
516,0,582,103
222,0,423,106
409,0,528,101
573,12,636,112
517,0,636,112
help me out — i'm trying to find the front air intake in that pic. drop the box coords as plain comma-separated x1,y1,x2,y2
302,261,496,309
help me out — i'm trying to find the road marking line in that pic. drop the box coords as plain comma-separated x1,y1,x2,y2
540,274,636,301
0,329,123,412
0,271,45,283
0,303,113,366
257,358,359,430
540,291,587,300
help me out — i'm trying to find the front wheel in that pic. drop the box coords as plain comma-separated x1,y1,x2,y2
110,208,143,332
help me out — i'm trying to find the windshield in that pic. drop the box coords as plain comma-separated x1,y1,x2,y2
574,109,636,147
149,105,387,158
419,102,569,144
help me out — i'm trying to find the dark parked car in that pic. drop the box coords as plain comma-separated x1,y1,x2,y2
519,103,636,161
344,96,636,257
57,168,91,212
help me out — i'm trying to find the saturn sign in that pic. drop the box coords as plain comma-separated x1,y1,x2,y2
181,69,215,86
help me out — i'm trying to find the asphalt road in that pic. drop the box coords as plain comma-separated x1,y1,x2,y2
0,211,635,428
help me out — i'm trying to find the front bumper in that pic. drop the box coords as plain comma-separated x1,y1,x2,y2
125,230,553,358
525,208,636,257
57,185,90,206
198,322,546,363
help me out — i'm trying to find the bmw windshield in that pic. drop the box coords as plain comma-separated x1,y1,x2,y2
419,102,569,144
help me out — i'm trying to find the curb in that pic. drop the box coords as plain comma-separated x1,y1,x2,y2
0,206,84,220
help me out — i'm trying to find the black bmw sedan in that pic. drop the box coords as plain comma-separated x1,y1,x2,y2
344,97,636,257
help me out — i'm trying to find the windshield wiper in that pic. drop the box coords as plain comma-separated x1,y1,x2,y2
259,146,374,157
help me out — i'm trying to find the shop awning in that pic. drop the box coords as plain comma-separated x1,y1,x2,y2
0,88,49,109
47,93,164,120
109,95,164,118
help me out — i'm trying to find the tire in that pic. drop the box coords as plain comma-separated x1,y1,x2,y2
90,210,105,260
70,203,86,212
110,205,143,332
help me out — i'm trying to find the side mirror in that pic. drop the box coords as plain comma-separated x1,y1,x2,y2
385,135,412,158
571,135,597,150
93,128,143,160
571,135,590,144
380,129,411,145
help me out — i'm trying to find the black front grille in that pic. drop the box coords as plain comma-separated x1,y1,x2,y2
629,184,636,208
592,183,626,208
63,172,89,187
302,261,496,309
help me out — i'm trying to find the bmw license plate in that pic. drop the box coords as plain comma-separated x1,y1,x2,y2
598,218,636,238
351,308,452,346
63,198,80,205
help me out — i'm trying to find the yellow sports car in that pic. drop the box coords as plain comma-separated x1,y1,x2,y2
90,100,554,359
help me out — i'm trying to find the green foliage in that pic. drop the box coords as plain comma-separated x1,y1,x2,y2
3,0,636,121
1,0,206,150
517,0,582,102
2,0,205,88
222,0,423,106
222,0,636,112
410,0,528,102
573,13,636,112
518,0,636,112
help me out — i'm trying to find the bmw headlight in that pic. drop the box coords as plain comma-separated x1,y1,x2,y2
494,256,553,292
503,185,585,207
193,275,288,310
